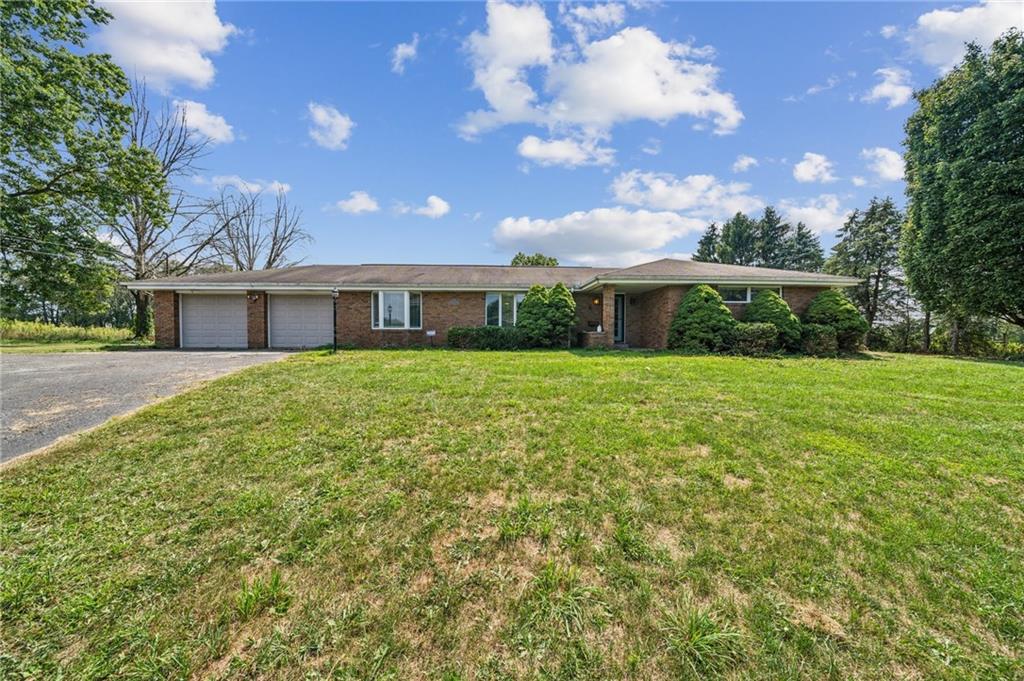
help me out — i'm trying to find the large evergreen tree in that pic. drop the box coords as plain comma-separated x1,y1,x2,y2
782,223,825,272
826,197,906,329
902,29,1024,327
718,212,759,266
755,207,791,268
692,224,719,262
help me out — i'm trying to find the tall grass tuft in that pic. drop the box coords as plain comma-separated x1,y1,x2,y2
0,318,133,342
659,598,745,678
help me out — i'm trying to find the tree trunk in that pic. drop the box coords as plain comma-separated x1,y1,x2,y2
132,290,151,338
922,309,931,352
950,317,959,355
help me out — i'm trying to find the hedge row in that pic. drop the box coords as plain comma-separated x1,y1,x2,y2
667,285,868,356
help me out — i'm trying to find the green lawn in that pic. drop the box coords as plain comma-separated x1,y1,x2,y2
2,351,1022,679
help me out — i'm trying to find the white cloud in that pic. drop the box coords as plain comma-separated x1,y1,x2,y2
880,24,899,39
493,206,704,265
407,195,451,219
336,191,380,214
460,1,742,143
641,137,661,155
779,194,851,234
517,134,614,167
174,99,234,144
307,102,355,151
461,0,554,137
793,152,837,183
212,175,291,194
907,0,1022,73
94,0,236,90
861,146,905,181
391,34,419,74
862,67,913,108
806,75,840,95
560,1,626,44
732,154,758,173
852,176,867,187
610,170,764,219
545,27,743,135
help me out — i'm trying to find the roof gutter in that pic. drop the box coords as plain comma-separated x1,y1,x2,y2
576,276,862,291
121,281,547,293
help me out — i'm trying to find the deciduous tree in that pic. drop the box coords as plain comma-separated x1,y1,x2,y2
902,29,1024,328
511,252,559,267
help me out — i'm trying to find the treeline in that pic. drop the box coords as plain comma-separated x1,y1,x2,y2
693,207,825,272
1,2,310,336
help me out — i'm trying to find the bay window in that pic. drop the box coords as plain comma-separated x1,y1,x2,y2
371,291,422,329
485,292,525,327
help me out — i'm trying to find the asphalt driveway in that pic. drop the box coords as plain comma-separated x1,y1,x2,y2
0,351,287,463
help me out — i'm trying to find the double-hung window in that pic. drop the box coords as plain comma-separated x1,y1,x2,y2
485,292,525,327
718,286,784,304
371,291,422,329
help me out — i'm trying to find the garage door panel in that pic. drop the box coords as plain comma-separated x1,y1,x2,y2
181,295,247,348
270,295,333,348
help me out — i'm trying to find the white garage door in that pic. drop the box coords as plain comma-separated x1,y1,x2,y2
181,294,247,348
269,295,333,348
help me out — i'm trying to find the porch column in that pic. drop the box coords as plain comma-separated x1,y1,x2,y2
601,284,615,347
246,291,268,349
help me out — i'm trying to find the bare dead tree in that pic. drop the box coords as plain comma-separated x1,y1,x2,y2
107,80,240,337
210,188,310,270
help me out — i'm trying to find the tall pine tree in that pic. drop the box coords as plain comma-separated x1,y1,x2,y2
718,212,759,265
826,197,906,328
693,223,719,262
783,223,825,272
755,207,791,268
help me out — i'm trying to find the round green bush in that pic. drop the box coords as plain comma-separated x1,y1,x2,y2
732,322,779,356
801,323,838,356
743,290,800,351
515,283,577,348
667,284,738,352
803,289,868,351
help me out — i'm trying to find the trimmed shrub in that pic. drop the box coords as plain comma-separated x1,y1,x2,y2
743,290,800,351
801,323,838,356
547,282,577,348
732,322,779,356
516,285,552,347
803,289,869,352
447,326,525,350
516,283,577,348
667,284,737,352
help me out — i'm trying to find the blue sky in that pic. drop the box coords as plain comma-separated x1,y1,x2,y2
91,1,1021,266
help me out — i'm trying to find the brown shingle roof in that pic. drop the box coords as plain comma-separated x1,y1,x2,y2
126,259,859,290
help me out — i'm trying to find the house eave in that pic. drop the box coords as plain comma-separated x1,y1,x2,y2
575,276,862,292
121,281,540,293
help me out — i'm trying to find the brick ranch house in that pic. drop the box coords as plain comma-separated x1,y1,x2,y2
125,258,859,350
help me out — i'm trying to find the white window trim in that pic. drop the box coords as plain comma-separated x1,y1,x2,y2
371,290,422,330
719,286,784,304
485,292,525,327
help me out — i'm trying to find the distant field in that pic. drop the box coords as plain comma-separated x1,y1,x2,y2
2,351,1021,678
0,319,148,353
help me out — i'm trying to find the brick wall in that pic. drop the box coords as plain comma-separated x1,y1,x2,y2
247,291,267,349
634,285,690,349
153,291,179,348
573,292,602,333
336,291,487,348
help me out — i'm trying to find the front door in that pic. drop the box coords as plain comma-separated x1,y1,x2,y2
614,293,625,343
